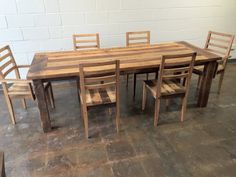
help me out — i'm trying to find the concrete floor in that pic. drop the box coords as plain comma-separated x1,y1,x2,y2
0,63,236,177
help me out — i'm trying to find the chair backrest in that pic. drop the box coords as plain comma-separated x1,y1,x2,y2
204,31,234,67
157,52,197,98
73,33,100,51
126,31,150,47
0,45,20,80
79,60,120,106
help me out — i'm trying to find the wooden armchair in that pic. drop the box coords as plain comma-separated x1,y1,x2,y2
0,45,54,124
78,60,120,138
73,33,100,51
142,52,196,126
126,31,155,98
194,31,235,94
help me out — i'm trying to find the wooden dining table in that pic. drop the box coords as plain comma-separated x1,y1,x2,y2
27,41,221,132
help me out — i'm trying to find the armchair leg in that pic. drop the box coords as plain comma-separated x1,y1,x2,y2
154,98,160,127
77,78,80,103
218,71,225,94
21,99,27,109
181,96,187,122
81,104,89,139
4,96,16,124
116,104,120,133
142,82,147,111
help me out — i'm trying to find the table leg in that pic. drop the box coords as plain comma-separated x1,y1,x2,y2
33,79,51,132
197,61,217,107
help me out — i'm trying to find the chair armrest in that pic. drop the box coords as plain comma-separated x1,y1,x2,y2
0,79,32,84
17,65,30,68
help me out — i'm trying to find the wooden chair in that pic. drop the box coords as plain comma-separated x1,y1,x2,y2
73,33,100,51
126,31,153,98
142,52,197,126
78,60,120,138
194,31,235,94
0,45,55,124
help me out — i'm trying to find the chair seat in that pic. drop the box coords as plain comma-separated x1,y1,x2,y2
145,79,186,98
8,83,33,97
193,64,224,75
85,87,116,106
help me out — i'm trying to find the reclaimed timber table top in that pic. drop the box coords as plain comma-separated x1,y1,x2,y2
27,41,221,80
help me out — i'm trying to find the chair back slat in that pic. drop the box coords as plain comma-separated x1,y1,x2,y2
206,48,225,56
157,52,197,97
3,66,17,78
0,53,11,62
73,33,100,51
79,60,120,105
0,45,19,80
205,31,234,67
85,75,116,83
162,73,189,80
0,59,14,71
85,82,116,90
126,31,150,47
164,66,190,74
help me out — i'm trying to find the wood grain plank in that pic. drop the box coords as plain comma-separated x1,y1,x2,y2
27,42,221,80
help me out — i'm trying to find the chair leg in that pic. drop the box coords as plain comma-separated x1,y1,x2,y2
165,99,169,110
126,74,129,88
133,73,137,98
197,75,202,90
45,89,50,108
48,83,55,109
218,71,225,94
155,71,158,79
182,78,186,86
142,82,147,111
81,104,89,139
116,103,120,133
154,98,160,127
21,99,27,109
181,96,187,122
76,78,80,103
108,107,112,116
146,73,149,80
4,96,16,124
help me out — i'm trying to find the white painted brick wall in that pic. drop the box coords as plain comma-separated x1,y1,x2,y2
34,14,61,27
0,0,17,14
44,0,60,13
58,0,96,12
17,0,45,14
0,29,23,41
22,28,50,40
6,15,35,28
0,0,235,78
0,16,7,29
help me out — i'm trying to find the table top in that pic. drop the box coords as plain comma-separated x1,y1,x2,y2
27,41,221,80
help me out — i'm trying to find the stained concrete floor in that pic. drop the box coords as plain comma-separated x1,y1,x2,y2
0,64,236,177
